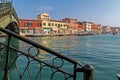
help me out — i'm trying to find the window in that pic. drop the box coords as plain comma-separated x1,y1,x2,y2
43,23,46,26
43,16,49,21
38,23,42,26
48,23,51,26
55,24,57,26
61,24,62,27
58,24,60,28
24,22,32,27
52,23,54,26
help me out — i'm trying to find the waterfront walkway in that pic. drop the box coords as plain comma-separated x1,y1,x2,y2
22,32,95,37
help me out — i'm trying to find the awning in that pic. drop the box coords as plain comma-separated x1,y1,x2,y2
43,27,51,31
44,27,51,29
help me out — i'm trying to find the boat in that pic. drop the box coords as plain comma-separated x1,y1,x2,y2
29,33,41,37
112,31,117,35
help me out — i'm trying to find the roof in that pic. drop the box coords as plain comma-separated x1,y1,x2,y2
19,19,41,22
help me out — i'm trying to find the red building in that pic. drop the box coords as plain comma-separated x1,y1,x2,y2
78,22,86,32
91,23,102,34
77,21,102,34
19,19,43,35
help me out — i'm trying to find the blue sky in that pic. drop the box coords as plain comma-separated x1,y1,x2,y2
13,0,120,27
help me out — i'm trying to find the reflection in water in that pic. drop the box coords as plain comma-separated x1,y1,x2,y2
24,36,80,60
38,50,54,60
31,36,79,53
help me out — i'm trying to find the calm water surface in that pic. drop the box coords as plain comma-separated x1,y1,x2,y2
0,34,119,80
27,34,120,80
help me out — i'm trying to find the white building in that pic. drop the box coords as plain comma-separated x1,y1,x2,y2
86,23,91,32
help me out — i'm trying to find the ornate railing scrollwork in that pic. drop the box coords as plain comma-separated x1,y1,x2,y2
0,27,94,80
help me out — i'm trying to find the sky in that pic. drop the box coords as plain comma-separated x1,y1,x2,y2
13,0,120,27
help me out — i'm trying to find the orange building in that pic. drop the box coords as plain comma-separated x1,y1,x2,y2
78,22,86,32
77,22,92,32
77,21,102,34
62,18,78,34
91,23,102,34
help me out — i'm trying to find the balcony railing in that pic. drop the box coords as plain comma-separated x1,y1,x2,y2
0,27,94,80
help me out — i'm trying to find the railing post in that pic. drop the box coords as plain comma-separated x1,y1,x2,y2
73,64,77,80
83,64,94,80
3,35,11,80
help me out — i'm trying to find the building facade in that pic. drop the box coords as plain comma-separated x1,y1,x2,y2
77,22,86,32
91,23,102,34
19,13,102,36
38,13,51,34
19,13,68,36
62,18,78,34
19,19,42,36
38,13,67,35
86,22,91,32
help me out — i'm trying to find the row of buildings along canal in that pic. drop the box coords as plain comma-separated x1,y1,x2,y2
19,13,120,36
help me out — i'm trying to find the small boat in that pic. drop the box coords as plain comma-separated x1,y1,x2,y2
112,31,117,35
27,33,42,37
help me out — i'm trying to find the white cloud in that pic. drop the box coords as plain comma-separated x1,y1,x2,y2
36,6,53,12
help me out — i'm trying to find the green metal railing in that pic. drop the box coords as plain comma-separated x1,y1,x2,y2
0,27,94,80
0,1,94,80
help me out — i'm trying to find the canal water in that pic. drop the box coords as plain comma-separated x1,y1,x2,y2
26,34,120,80
0,34,120,80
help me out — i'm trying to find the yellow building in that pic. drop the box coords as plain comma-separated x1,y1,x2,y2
38,13,67,35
